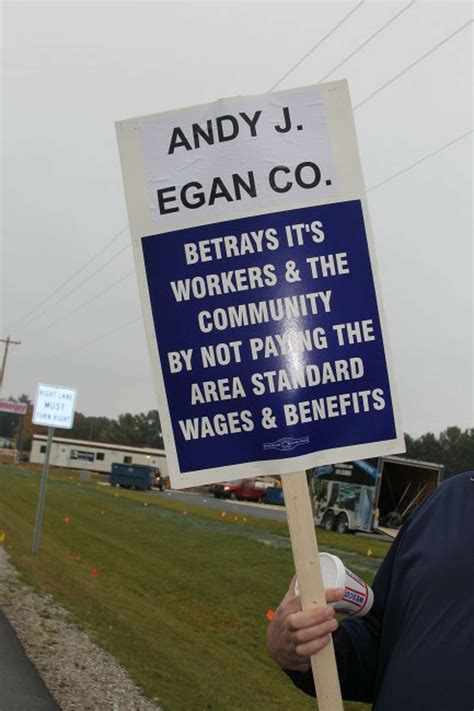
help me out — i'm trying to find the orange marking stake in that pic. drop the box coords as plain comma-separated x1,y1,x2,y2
90,567,99,578
63,516,70,524
266,609,276,621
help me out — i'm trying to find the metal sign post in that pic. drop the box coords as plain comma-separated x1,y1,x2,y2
31,383,78,554
16,412,25,463
32,426,54,554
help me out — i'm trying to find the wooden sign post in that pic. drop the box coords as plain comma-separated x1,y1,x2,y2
282,471,344,711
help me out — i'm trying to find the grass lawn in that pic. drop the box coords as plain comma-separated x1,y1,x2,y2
0,464,390,711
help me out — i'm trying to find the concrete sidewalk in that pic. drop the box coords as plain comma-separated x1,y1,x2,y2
0,610,59,710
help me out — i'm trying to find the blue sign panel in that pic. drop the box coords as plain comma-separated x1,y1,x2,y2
142,199,396,474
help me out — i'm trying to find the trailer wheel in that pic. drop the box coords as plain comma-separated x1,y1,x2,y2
336,513,349,534
322,511,336,531
383,511,402,528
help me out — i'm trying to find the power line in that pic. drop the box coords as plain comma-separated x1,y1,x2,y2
367,129,473,192
12,9,466,338
6,2,393,339
15,10,470,350
21,242,132,329
28,269,135,336
269,1,366,92
53,126,471,355
57,317,142,358
318,1,416,83
354,19,473,109
8,224,129,330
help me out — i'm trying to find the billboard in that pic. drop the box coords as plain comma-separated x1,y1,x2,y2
0,399,28,415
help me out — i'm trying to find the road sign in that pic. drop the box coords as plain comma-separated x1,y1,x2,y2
0,399,27,415
31,383,77,555
32,383,77,429
116,81,404,489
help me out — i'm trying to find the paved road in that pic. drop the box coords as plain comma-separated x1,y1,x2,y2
150,488,392,540
0,611,59,710
153,488,289,522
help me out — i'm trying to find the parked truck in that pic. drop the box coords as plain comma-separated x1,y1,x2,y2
309,456,444,535
211,478,271,502
109,463,164,491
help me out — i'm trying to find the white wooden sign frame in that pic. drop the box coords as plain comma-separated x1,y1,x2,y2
116,80,404,489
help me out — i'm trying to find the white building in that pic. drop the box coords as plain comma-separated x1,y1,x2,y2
30,434,168,478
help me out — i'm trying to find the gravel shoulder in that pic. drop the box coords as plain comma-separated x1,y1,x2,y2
0,548,161,711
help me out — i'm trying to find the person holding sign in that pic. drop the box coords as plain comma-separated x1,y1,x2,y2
266,470,474,710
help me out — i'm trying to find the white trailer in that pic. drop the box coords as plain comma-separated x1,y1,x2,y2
30,434,168,480
310,456,444,535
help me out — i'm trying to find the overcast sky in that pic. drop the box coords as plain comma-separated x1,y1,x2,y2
2,0,472,437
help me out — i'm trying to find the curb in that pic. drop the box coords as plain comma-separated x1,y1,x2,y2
0,610,59,710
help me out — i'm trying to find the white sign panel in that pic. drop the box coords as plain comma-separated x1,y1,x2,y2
116,81,405,489
32,383,77,429
139,87,338,229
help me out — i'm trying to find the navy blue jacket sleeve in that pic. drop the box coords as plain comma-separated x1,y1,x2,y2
285,472,474,708
285,536,401,702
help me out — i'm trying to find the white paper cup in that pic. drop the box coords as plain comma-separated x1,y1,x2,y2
294,552,374,617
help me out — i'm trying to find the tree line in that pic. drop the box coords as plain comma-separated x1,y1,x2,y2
0,395,164,452
0,394,472,477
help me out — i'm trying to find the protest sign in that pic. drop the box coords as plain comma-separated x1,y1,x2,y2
117,80,405,711
116,81,404,489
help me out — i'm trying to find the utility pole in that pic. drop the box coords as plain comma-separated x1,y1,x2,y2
0,337,21,395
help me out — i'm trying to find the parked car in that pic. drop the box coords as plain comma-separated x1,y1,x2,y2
212,478,270,502
211,480,243,499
